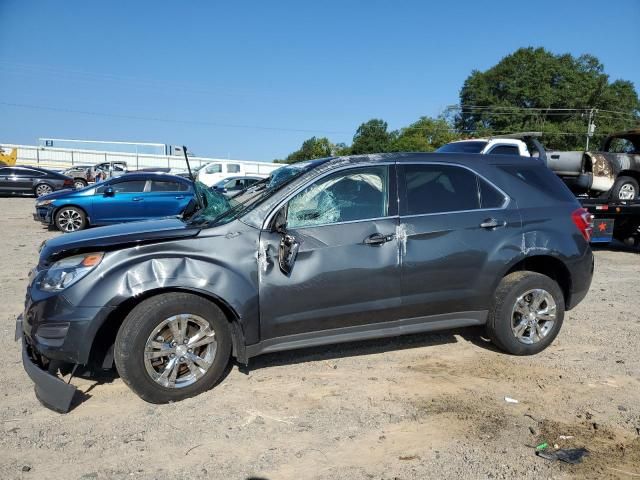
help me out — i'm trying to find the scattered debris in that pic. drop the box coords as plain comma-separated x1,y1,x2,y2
529,426,537,435
559,435,574,440
536,447,589,464
535,442,549,451
21,465,31,472
504,397,519,404
399,455,420,461
185,444,203,456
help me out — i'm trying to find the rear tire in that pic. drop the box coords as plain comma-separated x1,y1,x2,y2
486,271,564,355
114,293,232,404
74,178,88,189
610,176,639,201
54,206,87,232
34,183,53,197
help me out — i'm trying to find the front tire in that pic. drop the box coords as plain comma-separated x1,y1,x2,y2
487,272,564,355
610,176,639,201
114,293,232,404
55,206,87,232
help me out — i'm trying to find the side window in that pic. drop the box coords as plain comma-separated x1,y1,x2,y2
111,180,147,193
401,164,479,215
14,168,40,177
479,177,506,209
226,164,241,173
488,145,520,156
246,178,260,187
205,163,222,174
607,138,637,154
287,166,388,229
224,179,244,191
149,180,187,192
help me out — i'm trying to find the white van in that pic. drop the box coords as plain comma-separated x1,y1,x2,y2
197,160,279,187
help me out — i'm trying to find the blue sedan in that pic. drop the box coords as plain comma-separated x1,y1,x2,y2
34,173,195,232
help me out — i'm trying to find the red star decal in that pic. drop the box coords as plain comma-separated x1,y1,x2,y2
598,222,607,232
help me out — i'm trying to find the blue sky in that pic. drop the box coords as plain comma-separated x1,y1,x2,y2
0,0,638,161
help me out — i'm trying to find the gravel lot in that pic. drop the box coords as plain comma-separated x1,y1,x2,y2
1,197,639,479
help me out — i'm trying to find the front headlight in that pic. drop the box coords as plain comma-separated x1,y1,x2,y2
40,252,104,292
36,199,53,207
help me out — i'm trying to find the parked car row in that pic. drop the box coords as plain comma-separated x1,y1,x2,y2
0,165,75,197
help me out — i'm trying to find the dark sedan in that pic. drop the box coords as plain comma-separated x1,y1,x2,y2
0,166,74,197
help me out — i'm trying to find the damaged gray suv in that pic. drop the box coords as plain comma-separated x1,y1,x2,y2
17,153,594,412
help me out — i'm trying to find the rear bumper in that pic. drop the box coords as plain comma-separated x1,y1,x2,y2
16,315,77,413
566,248,594,310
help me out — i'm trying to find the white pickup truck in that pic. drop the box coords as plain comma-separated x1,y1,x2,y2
197,160,280,187
437,131,640,201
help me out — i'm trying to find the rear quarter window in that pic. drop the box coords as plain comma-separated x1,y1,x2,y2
498,165,575,203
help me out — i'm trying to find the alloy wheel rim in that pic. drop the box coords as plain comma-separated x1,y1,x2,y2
511,288,556,345
143,314,217,389
74,181,86,189
58,209,83,232
36,184,52,196
619,184,636,200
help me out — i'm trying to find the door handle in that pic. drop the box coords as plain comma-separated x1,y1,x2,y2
132,197,143,202
364,233,394,245
175,195,185,199
550,154,560,159
480,218,505,229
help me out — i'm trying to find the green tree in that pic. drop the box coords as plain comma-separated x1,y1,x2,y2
389,116,460,152
350,119,394,154
276,136,334,164
457,47,640,150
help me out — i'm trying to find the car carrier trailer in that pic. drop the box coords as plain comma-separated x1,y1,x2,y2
579,198,640,246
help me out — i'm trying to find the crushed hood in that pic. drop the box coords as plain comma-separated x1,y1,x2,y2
40,218,200,263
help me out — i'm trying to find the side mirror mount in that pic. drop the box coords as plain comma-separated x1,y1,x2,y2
104,186,115,197
272,205,288,234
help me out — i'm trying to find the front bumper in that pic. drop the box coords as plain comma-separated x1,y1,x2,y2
16,315,77,413
33,205,54,224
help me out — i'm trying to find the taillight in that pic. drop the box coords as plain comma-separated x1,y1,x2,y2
571,207,593,242
63,179,73,187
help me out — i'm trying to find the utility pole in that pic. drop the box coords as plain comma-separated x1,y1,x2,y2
586,108,596,150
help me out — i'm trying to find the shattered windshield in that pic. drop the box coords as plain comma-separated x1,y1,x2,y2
186,158,331,227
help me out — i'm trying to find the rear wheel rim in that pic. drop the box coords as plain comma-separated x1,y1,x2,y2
36,184,52,197
74,180,86,189
57,209,83,232
144,314,217,389
511,289,556,345
619,184,636,200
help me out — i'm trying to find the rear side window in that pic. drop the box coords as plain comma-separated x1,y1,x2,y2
479,177,506,209
226,164,241,173
401,164,480,215
110,180,147,193
488,145,520,156
150,180,188,192
436,141,488,153
14,168,43,177
499,165,571,202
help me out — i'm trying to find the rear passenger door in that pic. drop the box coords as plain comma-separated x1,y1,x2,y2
146,179,191,217
397,163,520,320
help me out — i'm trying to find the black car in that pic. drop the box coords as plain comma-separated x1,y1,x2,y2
16,153,594,412
0,166,74,197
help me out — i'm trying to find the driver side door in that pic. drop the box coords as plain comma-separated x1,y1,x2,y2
92,178,149,224
258,164,401,340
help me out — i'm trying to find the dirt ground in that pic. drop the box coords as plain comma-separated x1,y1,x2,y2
0,197,639,480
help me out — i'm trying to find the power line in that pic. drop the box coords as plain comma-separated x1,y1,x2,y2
0,101,350,135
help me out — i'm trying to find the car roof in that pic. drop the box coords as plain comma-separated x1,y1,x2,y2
323,152,538,167
110,172,192,182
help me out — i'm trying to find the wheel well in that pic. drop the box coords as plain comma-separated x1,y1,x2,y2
505,256,572,305
88,288,245,369
52,204,89,224
616,170,640,185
